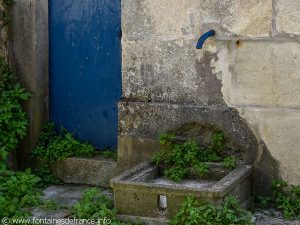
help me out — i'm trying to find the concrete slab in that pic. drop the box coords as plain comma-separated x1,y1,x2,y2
51,156,118,187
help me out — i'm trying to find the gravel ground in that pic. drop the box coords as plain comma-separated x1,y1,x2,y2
253,209,300,225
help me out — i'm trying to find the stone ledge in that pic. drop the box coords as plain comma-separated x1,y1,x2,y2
51,156,118,187
117,215,169,225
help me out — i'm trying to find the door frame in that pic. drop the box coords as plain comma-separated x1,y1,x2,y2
11,0,49,168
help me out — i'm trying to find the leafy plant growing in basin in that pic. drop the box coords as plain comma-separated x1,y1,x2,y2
223,156,236,170
152,131,237,182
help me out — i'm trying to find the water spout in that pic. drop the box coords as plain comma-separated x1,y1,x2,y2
196,30,215,49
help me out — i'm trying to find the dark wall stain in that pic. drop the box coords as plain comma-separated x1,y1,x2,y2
119,102,259,164
235,40,243,48
253,140,280,197
195,52,225,105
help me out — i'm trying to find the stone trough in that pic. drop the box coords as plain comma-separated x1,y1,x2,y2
111,161,253,219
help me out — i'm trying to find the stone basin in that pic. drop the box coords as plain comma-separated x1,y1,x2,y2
111,161,252,219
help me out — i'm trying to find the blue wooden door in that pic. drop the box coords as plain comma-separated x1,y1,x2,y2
49,0,121,149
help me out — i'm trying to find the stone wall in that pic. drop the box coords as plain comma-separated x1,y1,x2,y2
119,0,300,195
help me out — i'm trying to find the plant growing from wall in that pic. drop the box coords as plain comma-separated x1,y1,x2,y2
152,131,236,181
169,196,253,225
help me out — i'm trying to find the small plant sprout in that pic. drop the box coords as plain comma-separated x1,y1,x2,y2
223,156,236,170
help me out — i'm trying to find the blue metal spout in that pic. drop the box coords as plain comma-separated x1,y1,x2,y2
196,30,215,49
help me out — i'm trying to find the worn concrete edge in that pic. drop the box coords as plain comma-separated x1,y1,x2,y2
212,165,253,197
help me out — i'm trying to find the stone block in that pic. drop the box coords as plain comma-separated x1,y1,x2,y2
117,136,160,170
122,39,225,105
198,0,272,38
217,41,300,108
237,107,300,185
122,0,201,39
52,156,118,187
275,0,300,35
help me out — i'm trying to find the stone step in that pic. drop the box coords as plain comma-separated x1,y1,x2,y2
51,156,118,187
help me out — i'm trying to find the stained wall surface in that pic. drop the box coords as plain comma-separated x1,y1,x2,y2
120,0,300,194
11,0,49,169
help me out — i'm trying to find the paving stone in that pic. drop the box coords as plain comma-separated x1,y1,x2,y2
253,209,300,225
30,185,113,225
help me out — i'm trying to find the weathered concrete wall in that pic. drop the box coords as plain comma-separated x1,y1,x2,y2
120,0,300,194
11,0,48,169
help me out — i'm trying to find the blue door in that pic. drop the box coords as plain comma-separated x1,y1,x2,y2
49,0,121,149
